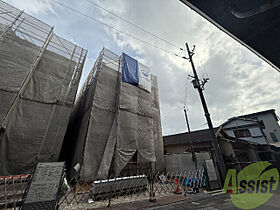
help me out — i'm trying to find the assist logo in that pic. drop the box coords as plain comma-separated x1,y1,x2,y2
223,161,279,209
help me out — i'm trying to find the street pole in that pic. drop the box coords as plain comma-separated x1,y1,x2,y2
184,106,198,170
185,43,226,182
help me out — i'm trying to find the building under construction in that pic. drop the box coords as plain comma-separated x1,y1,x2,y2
0,1,87,175
61,48,164,181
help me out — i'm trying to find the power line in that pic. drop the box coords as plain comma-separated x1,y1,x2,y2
51,0,184,58
195,54,209,78
85,0,184,51
184,77,191,107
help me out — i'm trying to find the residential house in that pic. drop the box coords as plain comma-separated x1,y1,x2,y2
163,109,280,177
222,109,280,144
220,109,280,164
164,128,218,154
163,128,217,174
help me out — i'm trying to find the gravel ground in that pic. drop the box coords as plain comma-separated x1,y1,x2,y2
59,191,174,210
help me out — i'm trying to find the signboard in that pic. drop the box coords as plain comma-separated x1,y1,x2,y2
204,159,220,190
21,162,65,210
205,159,217,181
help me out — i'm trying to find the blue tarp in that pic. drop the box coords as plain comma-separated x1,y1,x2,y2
122,53,139,86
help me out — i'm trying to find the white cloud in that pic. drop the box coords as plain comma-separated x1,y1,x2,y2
5,0,54,14
3,0,280,135
96,0,280,135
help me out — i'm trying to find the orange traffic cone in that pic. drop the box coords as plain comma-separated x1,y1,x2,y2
173,178,182,194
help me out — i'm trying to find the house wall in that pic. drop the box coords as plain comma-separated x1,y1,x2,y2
164,142,212,173
165,152,211,173
247,148,259,161
223,119,267,144
165,142,212,154
164,145,187,154
250,112,280,143
219,140,235,157
219,138,259,159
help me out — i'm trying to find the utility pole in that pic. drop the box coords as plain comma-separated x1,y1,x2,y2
184,43,226,182
184,106,198,170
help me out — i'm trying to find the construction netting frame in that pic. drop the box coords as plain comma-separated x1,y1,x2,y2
0,1,87,176
61,48,164,182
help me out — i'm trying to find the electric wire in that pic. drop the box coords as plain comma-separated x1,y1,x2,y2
51,0,185,58
195,58,206,79
85,0,185,51
184,76,192,109
196,54,209,78
184,79,188,108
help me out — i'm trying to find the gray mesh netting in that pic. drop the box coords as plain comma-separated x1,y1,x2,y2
61,48,164,182
0,1,87,175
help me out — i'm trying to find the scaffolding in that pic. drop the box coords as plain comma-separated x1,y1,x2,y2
0,1,87,175
61,48,164,182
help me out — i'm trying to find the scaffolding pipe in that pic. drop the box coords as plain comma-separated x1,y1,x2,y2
0,27,54,128
0,10,23,39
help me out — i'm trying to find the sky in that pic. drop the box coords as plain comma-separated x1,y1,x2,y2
4,0,280,136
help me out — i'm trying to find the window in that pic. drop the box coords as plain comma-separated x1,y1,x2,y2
233,129,251,138
270,132,278,142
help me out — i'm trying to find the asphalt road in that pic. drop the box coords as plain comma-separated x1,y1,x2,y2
144,192,280,210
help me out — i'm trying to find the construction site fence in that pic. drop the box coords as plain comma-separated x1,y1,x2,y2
0,174,32,209
0,168,207,209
